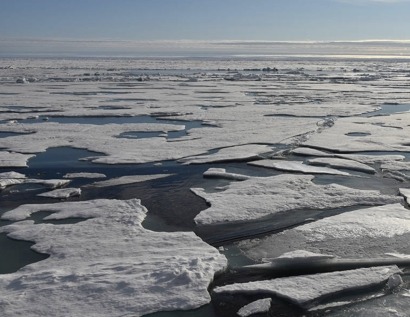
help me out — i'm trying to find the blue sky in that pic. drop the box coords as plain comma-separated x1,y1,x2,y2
1,0,410,41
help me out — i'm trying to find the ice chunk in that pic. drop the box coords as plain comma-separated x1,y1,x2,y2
241,204,410,261
0,151,34,168
37,188,81,199
399,188,410,204
214,266,401,309
308,157,375,174
192,174,400,225
237,298,272,317
179,144,272,165
248,160,351,176
203,168,250,181
87,174,172,187
63,172,106,179
0,199,227,317
274,250,335,262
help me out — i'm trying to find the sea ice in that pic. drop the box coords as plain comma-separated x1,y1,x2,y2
63,172,107,179
291,147,405,165
192,174,400,225
37,187,81,199
179,144,273,165
399,188,410,204
237,298,272,317
305,113,410,152
213,266,401,309
203,168,250,181
248,160,351,176
308,157,375,174
86,174,173,187
0,171,70,190
240,204,410,261
0,199,227,316
0,150,34,167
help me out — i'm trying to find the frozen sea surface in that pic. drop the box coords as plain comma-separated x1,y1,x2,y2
2,57,410,316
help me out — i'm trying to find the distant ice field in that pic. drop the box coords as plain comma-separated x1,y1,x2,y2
2,55,410,316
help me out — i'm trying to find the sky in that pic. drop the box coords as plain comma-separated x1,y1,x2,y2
1,0,410,56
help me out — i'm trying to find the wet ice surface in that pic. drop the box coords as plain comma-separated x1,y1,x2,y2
2,57,410,316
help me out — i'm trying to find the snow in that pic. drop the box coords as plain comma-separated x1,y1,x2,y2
192,174,401,225
37,187,81,199
240,204,410,261
237,298,272,317
87,174,173,187
0,199,227,317
308,157,375,174
63,172,106,179
213,266,401,309
248,160,351,176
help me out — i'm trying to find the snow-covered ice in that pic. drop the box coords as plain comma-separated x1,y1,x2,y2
214,266,401,309
203,168,250,181
240,204,410,261
0,151,34,168
192,174,400,225
248,160,351,176
86,174,173,187
307,157,375,174
63,172,106,179
237,298,272,317
0,199,227,317
179,144,273,165
37,187,81,199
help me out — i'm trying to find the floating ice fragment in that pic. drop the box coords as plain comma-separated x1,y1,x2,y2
87,174,173,187
63,172,106,179
192,174,400,225
179,144,272,165
240,204,410,261
0,199,227,316
203,168,250,181
237,298,272,317
399,188,410,204
308,157,375,174
248,160,351,176
213,266,401,309
0,151,35,168
37,188,81,199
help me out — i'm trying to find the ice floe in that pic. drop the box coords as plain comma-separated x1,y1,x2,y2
0,151,34,168
0,171,70,190
0,199,227,316
179,144,273,165
213,266,401,309
248,160,351,176
192,174,400,225
87,174,173,187
308,157,375,174
237,298,272,317
399,188,410,204
63,172,107,179
291,147,405,165
305,113,410,153
37,187,81,199
203,168,250,181
240,204,410,261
